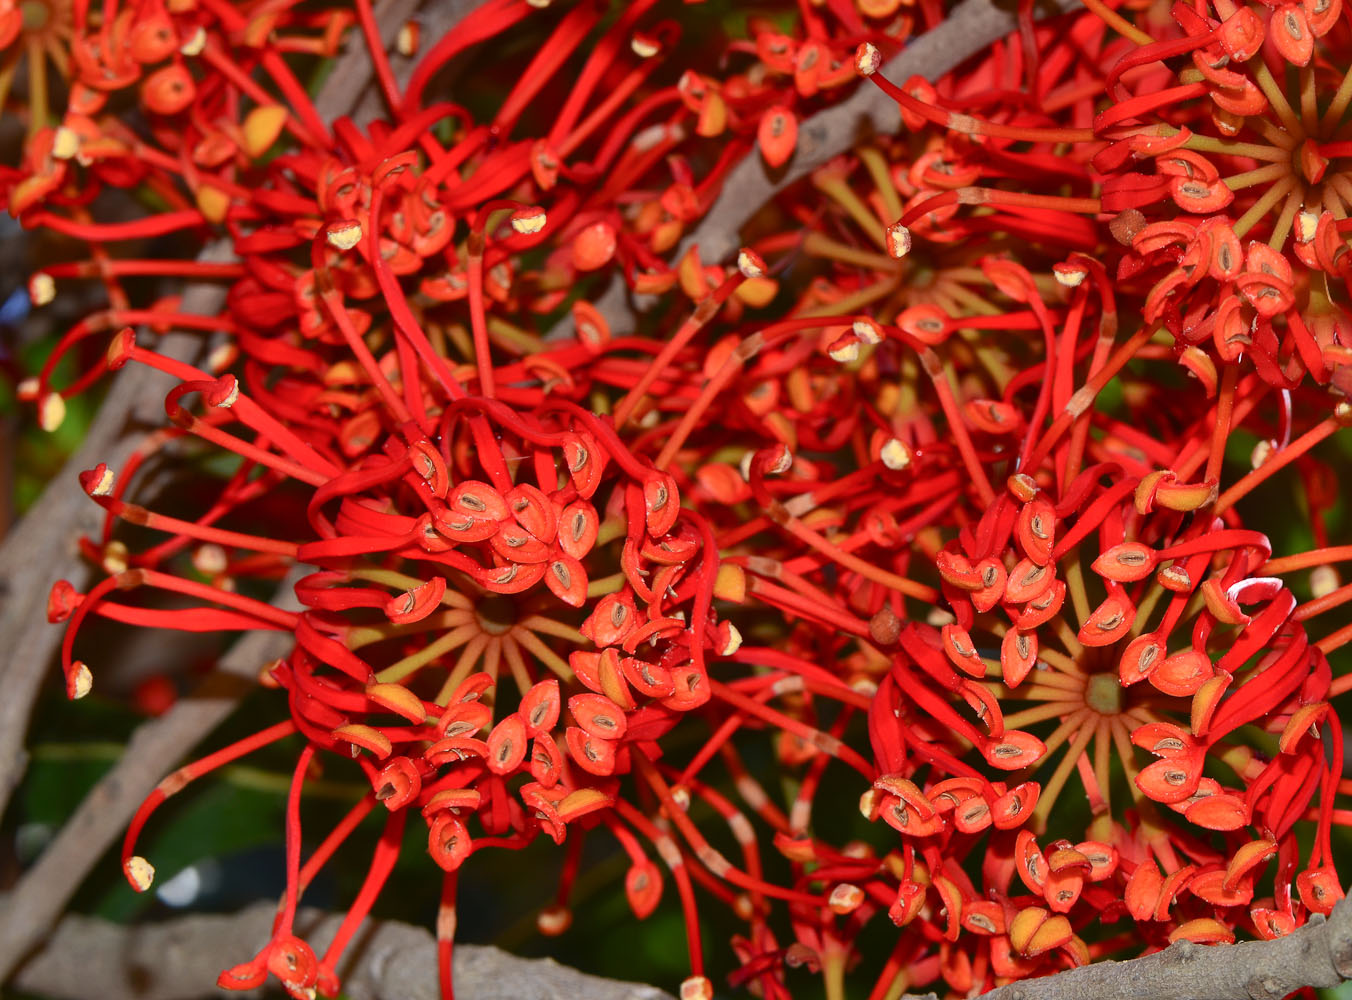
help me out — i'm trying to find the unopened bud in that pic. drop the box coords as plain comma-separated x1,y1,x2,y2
102,540,129,573
52,126,79,160
1053,261,1087,287
631,32,660,58
325,220,363,251
880,438,912,471
828,334,860,363
86,466,115,496
829,883,865,914
720,623,743,656
855,41,881,76
69,662,93,700
180,26,206,55
733,893,756,922
193,544,229,575
124,855,155,892
510,207,547,235
212,376,240,408
206,342,237,373
39,393,66,432
258,659,284,689
925,607,955,627
29,272,54,305
766,446,793,475
396,20,420,57
885,221,911,259
536,904,572,936
1310,565,1339,600
1007,472,1039,503
680,977,714,1000
853,317,884,344
859,787,882,819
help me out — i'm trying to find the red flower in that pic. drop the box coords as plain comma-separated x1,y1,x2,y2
17,0,1352,998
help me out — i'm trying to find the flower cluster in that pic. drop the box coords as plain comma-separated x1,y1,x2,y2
8,0,1352,998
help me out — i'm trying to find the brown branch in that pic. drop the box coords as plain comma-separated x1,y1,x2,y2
11,901,675,1000
0,0,436,828
347,0,484,126
312,0,422,128
0,258,227,827
12,898,1352,1000
970,897,1352,1000
548,0,1081,342
0,0,438,982
0,581,302,982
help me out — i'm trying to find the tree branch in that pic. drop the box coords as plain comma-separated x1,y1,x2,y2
972,897,1352,1000
13,897,1352,1000
0,580,302,982
0,0,437,828
312,0,422,128
0,0,436,981
0,255,227,827
346,0,484,126
548,0,1081,341
11,901,675,1000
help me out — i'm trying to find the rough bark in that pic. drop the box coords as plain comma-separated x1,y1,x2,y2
0,266,224,825
0,0,424,979
966,897,1352,1000
546,0,1083,342
12,897,1352,1000
0,0,444,828
10,901,675,1000
0,589,300,982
